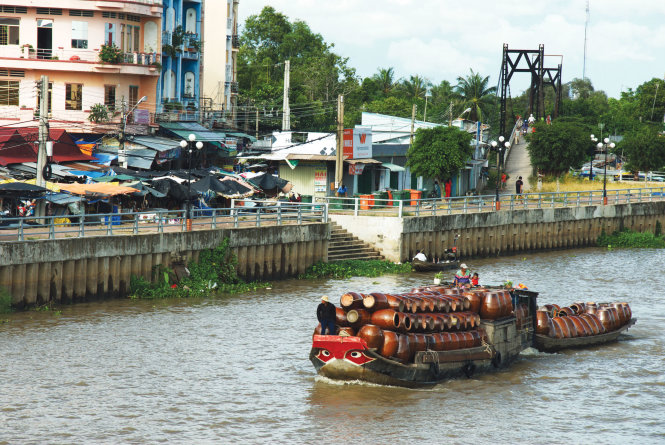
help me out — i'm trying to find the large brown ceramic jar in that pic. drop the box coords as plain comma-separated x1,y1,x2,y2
536,311,552,335
357,324,385,350
395,334,413,362
480,292,504,320
379,330,399,358
346,308,372,327
340,292,364,310
464,291,483,313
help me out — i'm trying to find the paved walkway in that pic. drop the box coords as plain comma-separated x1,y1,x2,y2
503,137,533,192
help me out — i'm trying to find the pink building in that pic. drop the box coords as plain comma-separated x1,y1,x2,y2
0,1,162,132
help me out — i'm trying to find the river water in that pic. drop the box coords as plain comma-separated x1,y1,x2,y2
0,248,663,444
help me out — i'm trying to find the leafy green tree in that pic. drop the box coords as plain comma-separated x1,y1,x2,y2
619,127,665,173
526,120,588,175
399,74,430,102
406,126,473,182
238,6,359,131
455,69,496,122
364,96,412,118
634,78,665,124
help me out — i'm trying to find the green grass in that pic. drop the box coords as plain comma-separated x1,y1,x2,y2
597,229,665,249
299,260,412,280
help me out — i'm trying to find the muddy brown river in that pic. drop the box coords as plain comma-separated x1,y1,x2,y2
0,248,663,443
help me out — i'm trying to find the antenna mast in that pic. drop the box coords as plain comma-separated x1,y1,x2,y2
583,0,589,80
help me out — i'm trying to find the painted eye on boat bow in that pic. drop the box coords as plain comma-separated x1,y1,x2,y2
316,349,333,363
344,350,374,365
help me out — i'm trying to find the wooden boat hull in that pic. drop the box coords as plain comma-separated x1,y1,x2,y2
412,259,459,272
534,318,636,353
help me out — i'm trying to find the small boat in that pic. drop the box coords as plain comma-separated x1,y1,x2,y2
534,318,636,353
412,258,459,272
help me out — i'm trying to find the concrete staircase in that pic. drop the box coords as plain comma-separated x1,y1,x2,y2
328,222,384,262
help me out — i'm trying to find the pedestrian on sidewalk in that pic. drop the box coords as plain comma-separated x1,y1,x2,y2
516,176,524,200
501,173,507,190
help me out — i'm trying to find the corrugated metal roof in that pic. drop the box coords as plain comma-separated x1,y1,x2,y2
131,136,180,152
126,149,156,170
160,122,226,142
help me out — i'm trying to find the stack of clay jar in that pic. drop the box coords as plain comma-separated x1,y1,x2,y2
314,287,493,364
536,301,632,338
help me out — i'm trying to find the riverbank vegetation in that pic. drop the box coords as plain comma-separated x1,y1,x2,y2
299,260,412,280
597,226,665,249
130,238,270,299
530,173,665,194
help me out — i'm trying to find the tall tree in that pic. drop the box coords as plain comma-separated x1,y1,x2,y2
454,69,497,122
406,126,473,182
400,75,430,102
619,127,665,174
526,121,588,175
373,67,398,97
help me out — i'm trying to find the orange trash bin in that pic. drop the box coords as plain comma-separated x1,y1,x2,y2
410,190,422,206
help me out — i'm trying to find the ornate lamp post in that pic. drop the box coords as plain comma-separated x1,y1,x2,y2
590,134,598,181
179,133,204,230
490,136,511,210
596,137,616,205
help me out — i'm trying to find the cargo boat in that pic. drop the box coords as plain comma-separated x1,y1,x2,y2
534,301,635,353
533,318,636,352
310,288,538,388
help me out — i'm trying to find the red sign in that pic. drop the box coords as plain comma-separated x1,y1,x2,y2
348,164,365,175
343,129,354,159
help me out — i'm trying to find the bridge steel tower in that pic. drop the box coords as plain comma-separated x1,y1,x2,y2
498,44,562,138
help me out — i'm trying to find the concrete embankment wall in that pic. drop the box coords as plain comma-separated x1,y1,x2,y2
0,223,328,308
331,202,665,262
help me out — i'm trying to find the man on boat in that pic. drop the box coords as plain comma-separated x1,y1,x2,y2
413,250,427,262
453,263,472,288
317,296,337,335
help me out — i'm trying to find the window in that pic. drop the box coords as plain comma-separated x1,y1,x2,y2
129,86,139,108
65,84,82,110
71,21,88,49
0,80,19,106
133,26,140,52
104,85,116,111
0,18,20,46
105,23,116,46
69,9,93,17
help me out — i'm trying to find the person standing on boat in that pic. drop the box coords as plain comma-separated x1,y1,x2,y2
453,263,472,288
317,296,337,335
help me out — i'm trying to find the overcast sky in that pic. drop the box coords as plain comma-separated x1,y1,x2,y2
238,0,665,99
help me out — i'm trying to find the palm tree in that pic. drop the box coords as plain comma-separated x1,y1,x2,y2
373,67,397,96
401,75,431,102
455,69,497,122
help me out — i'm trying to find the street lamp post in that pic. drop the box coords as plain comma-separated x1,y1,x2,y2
590,134,598,181
120,95,148,169
596,137,616,205
490,136,511,210
179,133,204,231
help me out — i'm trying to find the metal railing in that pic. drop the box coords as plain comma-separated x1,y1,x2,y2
308,187,665,217
0,203,328,243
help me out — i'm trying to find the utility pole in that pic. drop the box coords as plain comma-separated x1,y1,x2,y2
255,107,259,139
120,97,127,169
35,75,49,218
410,103,417,145
335,94,344,188
448,101,453,127
282,60,290,131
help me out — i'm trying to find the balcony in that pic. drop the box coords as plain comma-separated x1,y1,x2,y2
0,45,161,76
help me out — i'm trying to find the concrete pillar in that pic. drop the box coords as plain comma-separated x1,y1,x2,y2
108,256,119,298
246,245,257,281
37,262,51,305
0,266,12,303
50,261,63,303
11,264,25,307
297,241,307,275
274,243,283,278
86,257,98,299
62,260,75,303
263,244,274,280
74,259,87,301
236,246,248,279
119,255,132,296
142,253,152,281
99,256,109,297
25,262,38,306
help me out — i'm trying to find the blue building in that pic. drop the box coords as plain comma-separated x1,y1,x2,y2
158,0,201,117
